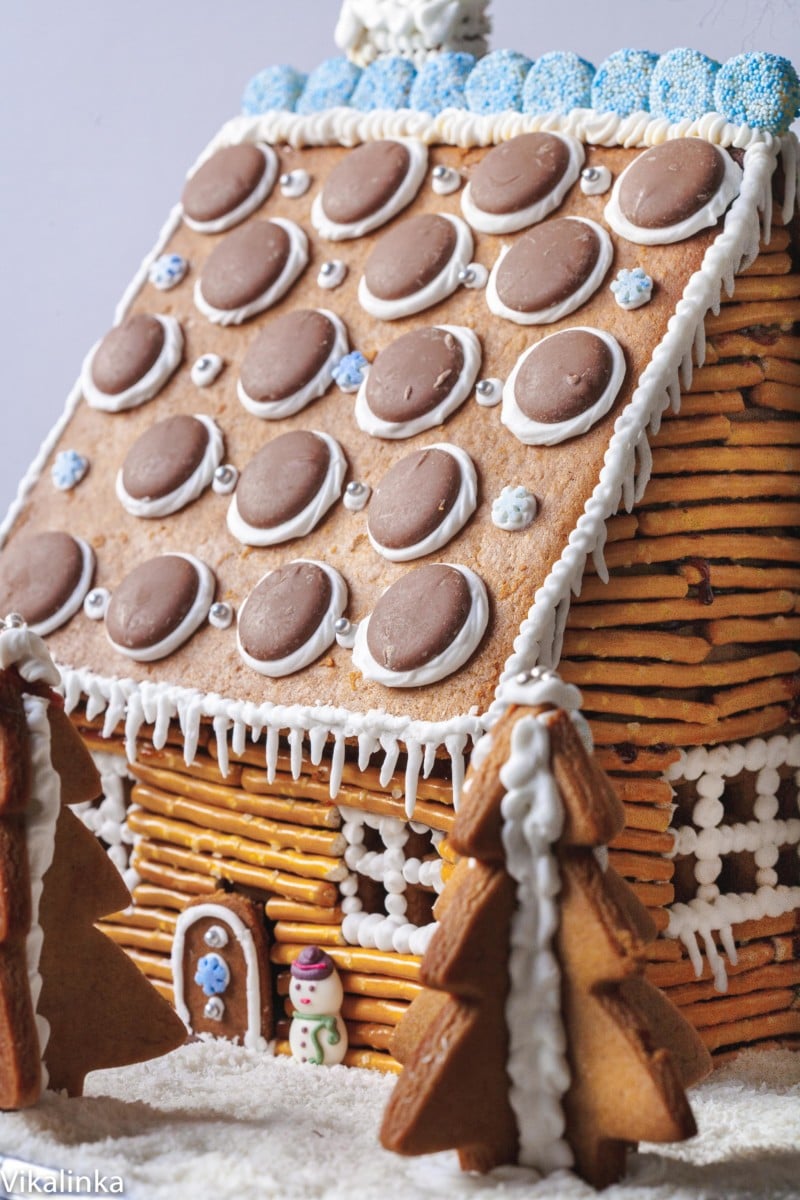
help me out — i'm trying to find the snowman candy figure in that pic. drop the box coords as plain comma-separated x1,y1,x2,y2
289,946,348,1066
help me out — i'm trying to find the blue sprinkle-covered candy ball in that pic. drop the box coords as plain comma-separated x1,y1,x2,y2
650,48,720,122
522,51,595,115
350,56,417,112
466,49,532,115
714,52,800,134
410,51,476,113
592,48,659,115
296,56,362,115
242,65,307,115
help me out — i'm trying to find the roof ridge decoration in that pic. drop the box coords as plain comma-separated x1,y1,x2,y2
243,44,800,136
334,0,492,68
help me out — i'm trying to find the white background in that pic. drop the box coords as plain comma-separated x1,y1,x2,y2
1,0,798,518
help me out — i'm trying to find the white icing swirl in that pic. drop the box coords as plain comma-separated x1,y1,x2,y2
368,443,478,561
502,327,626,447
226,431,347,547
359,211,473,321
604,144,743,245
115,414,224,519
194,218,309,326
81,315,183,414
237,309,349,419
461,133,585,235
352,563,488,687
105,554,216,664
487,216,614,326
312,138,428,241
355,324,481,438
335,0,491,67
182,143,278,234
236,560,348,678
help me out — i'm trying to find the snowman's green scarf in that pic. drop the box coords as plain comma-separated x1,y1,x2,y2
293,1012,341,1064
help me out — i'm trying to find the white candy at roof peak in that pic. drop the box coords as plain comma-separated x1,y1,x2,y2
335,0,491,66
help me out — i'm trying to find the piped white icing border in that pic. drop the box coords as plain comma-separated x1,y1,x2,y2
486,217,614,325
183,143,279,234
502,327,626,447
171,901,269,1052
358,212,473,321
194,218,309,326
605,144,743,246
227,431,346,547
461,131,585,235
237,310,349,419
0,624,63,1088
311,137,429,241
81,315,184,414
115,414,224,519
106,554,216,664
368,443,477,562
237,560,348,678
352,564,488,688
354,325,481,439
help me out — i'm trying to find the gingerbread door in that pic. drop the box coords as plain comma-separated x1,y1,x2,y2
171,892,273,1050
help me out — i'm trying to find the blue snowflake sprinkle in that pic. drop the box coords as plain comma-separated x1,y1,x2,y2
148,253,188,291
241,65,307,116
610,267,654,310
195,953,230,997
522,51,595,115
296,57,362,115
350,56,417,112
714,52,800,135
409,51,476,114
592,49,659,116
332,351,369,393
465,49,532,115
51,449,89,491
491,486,537,531
649,48,720,123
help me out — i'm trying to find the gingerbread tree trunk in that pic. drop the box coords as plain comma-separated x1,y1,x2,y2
0,621,186,1107
381,676,712,1189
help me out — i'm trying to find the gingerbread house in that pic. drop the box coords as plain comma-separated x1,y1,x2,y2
0,4,798,1072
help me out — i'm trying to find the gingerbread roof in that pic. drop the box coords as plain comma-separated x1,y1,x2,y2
1,27,798,799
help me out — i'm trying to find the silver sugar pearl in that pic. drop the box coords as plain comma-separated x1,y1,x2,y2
320,261,335,276
279,172,291,186
432,165,448,179
458,266,475,285
216,465,234,485
346,481,365,496
581,166,599,181
83,588,110,621
209,602,233,630
203,924,229,949
476,380,494,396
212,463,239,495
86,590,104,608
334,617,351,635
204,996,225,1021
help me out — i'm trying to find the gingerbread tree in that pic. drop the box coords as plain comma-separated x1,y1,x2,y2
0,622,185,1107
381,691,712,1188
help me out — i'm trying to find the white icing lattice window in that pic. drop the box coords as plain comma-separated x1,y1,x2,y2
338,805,445,956
666,733,800,991
76,751,139,892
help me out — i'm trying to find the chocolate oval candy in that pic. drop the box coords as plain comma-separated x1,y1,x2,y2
105,554,215,662
503,327,626,446
83,313,184,412
182,143,277,233
359,213,473,321
117,414,223,518
195,218,308,325
312,139,428,240
356,325,481,439
488,216,612,325
238,309,348,419
354,563,489,687
605,140,741,245
0,531,94,636
237,560,347,676
367,444,477,562
462,132,583,234
228,430,346,546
